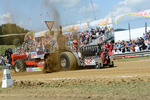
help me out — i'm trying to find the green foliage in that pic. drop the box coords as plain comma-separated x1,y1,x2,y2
0,23,29,45
0,45,15,55
13,38,21,47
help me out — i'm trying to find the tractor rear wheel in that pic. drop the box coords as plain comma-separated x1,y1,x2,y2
59,52,77,71
14,59,26,73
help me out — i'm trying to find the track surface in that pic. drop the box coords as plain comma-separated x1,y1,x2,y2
0,58,150,100
0,58,149,81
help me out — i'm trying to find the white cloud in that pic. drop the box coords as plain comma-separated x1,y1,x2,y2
0,13,26,29
18,21,25,28
119,0,145,7
0,12,13,24
49,0,82,8
81,2,100,14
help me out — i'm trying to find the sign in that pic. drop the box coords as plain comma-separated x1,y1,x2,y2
31,51,45,59
2,69,13,88
45,21,54,31
31,52,37,58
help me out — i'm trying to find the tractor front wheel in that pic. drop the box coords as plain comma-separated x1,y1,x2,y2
14,59,26,73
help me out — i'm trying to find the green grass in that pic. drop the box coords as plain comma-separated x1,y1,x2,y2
62,81,150,100
0,45,15,55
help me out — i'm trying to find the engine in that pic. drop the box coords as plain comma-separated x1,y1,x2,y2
79,44,101,57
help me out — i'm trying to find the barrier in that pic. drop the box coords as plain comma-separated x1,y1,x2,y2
2,69,13,88
113,50,150,59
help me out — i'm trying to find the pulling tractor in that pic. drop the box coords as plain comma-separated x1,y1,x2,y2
43,22,114,72
43,40,114,73
11,21,114,73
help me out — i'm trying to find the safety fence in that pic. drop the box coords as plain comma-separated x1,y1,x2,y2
113,50,150,59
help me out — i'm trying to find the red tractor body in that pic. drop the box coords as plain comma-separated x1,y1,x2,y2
11,54,44,67
11,52,45,72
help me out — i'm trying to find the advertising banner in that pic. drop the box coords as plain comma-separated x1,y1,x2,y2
90,18,112,27
62,18,112,32
98,18,112,26
34,30,48,38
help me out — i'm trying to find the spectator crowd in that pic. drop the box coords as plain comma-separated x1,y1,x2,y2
67,26,113,45
113,31,150,53
9,26,150,56
12,26,113,55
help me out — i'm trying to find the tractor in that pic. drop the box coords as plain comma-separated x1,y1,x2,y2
43,22,114,73
10,21,114,73
11,51,45,72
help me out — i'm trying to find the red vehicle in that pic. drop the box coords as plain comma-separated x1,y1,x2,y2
11,51,45,72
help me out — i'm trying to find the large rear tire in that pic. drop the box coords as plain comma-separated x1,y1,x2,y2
14,59,26,73
59,52,77,71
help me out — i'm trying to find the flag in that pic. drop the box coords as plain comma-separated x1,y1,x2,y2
64,9,66,16
91,1,94,9
91,1,96,20
29,18,31,23
115,9,150,24
47,12,50,19
64,9,67,26
40,14,43,20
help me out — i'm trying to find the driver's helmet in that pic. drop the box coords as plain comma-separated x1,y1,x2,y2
72,40,78,47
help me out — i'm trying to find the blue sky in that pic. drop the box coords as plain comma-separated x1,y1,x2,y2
0,0,150,32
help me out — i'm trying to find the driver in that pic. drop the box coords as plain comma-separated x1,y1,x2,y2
72,40,78,52
5,49,13,68
106,41,114,56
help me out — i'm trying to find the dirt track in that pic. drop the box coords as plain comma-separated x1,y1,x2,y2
0,58,150,100
2,58,150,81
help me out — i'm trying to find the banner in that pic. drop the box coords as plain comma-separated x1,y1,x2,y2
115,9,150,24
34,30,50,38
62,18,112,32
63,24,80,32
90,18,112,27
98,18,112,26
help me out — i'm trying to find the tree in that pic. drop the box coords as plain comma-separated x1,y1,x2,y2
13,38,21,47
0,23,29,45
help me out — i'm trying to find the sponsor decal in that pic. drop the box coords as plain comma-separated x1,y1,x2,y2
38,61,44,65
26,67,44,72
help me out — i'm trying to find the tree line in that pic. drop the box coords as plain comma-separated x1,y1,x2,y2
0,23,29,46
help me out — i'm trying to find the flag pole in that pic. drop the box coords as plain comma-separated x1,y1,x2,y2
64,9,67,26
91,1,96,20
40,14,43,31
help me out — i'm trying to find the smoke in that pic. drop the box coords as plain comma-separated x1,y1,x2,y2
42,0,61,28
